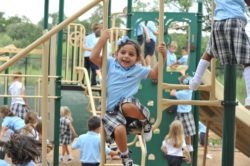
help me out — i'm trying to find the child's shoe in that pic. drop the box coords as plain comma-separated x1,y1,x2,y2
59,155,64,162
187,145,193,152
121,153,133,166
67,155,73,161
206,153,213,159
143,122,152,142
245,97,250,109
189,78,201,90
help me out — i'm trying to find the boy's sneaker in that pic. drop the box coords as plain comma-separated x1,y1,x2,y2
67,155,73,161
121,153,133,166
189,79,201,90
187,145,194,152
245,97,250,109
143,122,152,142
59,156,64,162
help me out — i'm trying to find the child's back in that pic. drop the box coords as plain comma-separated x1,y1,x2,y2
9,71,29,119
72,116,109,166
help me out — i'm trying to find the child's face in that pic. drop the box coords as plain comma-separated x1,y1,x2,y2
117,44,138,68
181,49,188,56
169,45,177,53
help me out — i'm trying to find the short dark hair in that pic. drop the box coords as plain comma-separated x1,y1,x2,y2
182,46,188,51
88,116,101,131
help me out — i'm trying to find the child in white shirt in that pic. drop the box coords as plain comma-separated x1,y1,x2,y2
9,71,29,119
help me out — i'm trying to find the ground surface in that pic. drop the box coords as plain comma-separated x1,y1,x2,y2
49,145,250,166
4,144,250,166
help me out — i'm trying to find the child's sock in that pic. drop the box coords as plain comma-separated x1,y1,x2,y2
120,149,129,156
67,154,73,161
187,144,193,152
59,155,64,162
244,66,250,98
189,59,210,90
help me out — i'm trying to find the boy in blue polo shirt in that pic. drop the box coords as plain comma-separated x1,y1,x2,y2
170,76,196,152
72,116,117,166
189,0,250,109
90,29,166,166
145,20,159,66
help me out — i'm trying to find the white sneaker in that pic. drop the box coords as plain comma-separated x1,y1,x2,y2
59,156,64,162
206,153,213,159
245,97,250,109
189,79,201,90
187,145,193,152
143,123,152,142
67,155,73,161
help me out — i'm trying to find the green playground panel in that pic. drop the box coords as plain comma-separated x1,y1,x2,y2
61,90,92,135
128,12,199,166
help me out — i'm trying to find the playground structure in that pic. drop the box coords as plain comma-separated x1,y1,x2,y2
0,0,249,166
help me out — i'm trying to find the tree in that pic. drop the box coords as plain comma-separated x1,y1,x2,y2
6,22,43,48
0,12,7,32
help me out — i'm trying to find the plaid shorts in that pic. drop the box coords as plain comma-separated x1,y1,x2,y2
10,103,29,120
175,112,196,136
59,118,73,145
102,97,150,143
207,18,250,65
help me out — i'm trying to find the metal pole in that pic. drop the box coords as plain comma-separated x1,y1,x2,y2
222,64,237,166
126,0,132,37
53,0,64,165
108,0,112,28
192,2,203,166
3,53,9,105
44,0,49,30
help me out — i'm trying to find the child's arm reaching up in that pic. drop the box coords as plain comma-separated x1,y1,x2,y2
90,29,110,67
148,42,167,79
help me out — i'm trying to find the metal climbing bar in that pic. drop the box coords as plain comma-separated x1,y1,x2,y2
100,0,109,165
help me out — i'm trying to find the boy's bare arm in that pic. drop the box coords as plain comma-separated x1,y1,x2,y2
143,26,150,43
245,0,250,6
148,42,166,79
170,89,176,97
90,29,110,67
82,44,92,52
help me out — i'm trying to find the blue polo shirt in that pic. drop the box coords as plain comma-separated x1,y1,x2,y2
0,160,10,166
136,22,145,36
146,21,157,42
214,0,246,21
2,116,25,131
166,50,177,66
106,57,151,111
84,33,96,57
72,131,111,163
199,121,206,133
175,89,193,113
178,55,188,65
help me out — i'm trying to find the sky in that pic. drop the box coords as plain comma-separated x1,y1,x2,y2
0,0,128,24
1,0,250,36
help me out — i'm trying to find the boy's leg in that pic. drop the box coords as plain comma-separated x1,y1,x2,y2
186,135,193,152
114,125,133,166
145,56,152,66
122,103,152,142
114,125,127,152
244,65,250,109
90,62,98,86
189,52,212,90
